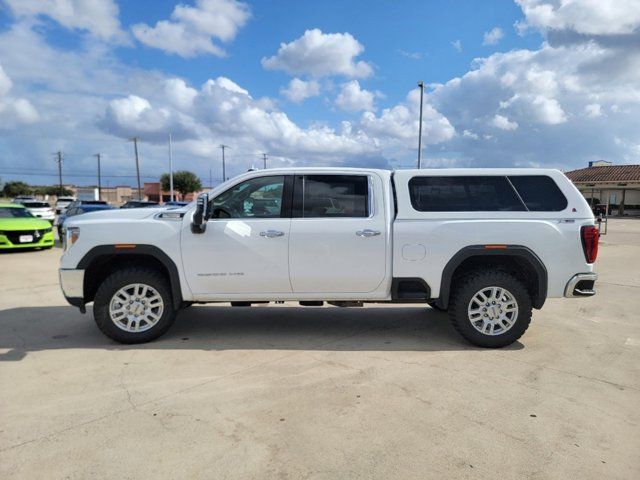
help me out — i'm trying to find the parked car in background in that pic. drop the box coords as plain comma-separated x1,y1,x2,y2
0,203,54,250
11,195,36,204
57,204,113,239
120,200,159,209
65,200,108,211
55,196,76,215
22,201,55,223
163,201,189,207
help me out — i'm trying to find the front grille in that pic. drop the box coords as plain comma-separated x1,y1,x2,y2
2,229,50,245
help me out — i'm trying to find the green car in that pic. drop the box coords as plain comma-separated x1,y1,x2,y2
0,203,55,250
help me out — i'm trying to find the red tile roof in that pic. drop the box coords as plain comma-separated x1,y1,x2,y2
565,164,640,183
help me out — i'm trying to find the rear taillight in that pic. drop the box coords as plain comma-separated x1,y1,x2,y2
581,225,599,263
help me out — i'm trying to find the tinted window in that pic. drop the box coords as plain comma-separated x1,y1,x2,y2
0,207,33,218
409,176,525,212
508,176,568,211
212,176,285,218
299,175,369,218
24,202,50,208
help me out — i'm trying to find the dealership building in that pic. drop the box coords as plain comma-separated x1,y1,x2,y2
565,161,640,216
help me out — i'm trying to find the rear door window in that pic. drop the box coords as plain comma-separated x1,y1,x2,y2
295,175,369,217
508,176,568,211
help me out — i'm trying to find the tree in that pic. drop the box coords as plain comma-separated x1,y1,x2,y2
161,171,202,198
2,181,31,198
32,185,74,197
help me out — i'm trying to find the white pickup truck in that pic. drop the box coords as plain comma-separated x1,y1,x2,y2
59,168,599,347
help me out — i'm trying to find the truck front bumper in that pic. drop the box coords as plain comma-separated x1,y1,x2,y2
564,273,598,297
59,268,86,311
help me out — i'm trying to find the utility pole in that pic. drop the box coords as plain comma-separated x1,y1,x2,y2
417,80,425,169
129,137,142,200
168,133,174,202
262,152,268,169
54,151,63,194
219,144,229,182
209,169,212,189
93,154,102,200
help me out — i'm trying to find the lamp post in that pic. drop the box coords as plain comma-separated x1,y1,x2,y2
417,80,425,169
168,133,174,202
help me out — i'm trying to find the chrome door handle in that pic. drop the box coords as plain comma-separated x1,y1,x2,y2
356,229,381,237
260,230,285,238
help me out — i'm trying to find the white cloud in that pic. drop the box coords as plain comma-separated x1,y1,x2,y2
280,78,321,103
0,62,38,124
483,27,504,46
132,0,250,57
501,93,567,124
452,40,463,52
360,89,455,145
585,103,603,118
462,129,479,139
399,49,423,60
0,63,12,97
3,0,126,42
164,78,198,110
335,81,377,112
491,114,518,130
262,29,373,78
516,0,640,36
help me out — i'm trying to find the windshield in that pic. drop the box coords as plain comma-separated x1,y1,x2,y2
0,207,34,219
80,206,111,213
24,202,50,208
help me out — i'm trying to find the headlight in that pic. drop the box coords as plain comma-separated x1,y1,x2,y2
65,227,80,250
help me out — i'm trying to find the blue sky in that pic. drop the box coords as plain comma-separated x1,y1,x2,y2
0,0,639,187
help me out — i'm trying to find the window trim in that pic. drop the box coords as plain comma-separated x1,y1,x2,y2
208,174,293,220
292,174,373,219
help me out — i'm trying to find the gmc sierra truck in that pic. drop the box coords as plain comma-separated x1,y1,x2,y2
59,168,599,347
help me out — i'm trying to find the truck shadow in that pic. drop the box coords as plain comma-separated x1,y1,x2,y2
0,305,524,361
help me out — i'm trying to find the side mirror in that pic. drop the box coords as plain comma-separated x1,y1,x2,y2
191,193,209,234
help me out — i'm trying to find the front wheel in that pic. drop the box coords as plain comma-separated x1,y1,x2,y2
448,270,532,348
93,267,177,344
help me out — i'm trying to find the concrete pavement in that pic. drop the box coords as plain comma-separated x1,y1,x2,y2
1,220,639,479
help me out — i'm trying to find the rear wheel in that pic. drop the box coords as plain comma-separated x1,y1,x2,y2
93,267,176,344
448,270,532,348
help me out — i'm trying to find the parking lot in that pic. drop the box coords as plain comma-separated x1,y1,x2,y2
1,220,639,479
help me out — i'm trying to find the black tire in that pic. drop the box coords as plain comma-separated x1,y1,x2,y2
93,267,177,344
448,269,532,348
427,301,447,312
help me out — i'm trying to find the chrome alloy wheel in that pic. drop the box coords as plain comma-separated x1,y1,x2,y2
109,283,164,333
467,286,519,336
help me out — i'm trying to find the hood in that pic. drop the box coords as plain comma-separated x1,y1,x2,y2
0,216,52,231
68,207,168,223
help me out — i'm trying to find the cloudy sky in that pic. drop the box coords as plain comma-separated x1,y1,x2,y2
0,0,639,187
